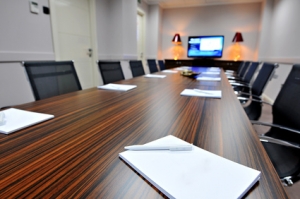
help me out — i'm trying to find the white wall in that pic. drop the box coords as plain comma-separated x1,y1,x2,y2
0,0,54,108
137,1,150,73
0,63,35,107
263,63,292,103
95,0,109,60
122,0,138,59
137,2,163,60
161,3,262,61
259,0,300,63
138,0,149,13
258,0,300,102
0,0,298,107
96,0,122,59
96,0,137,60
0,0,54,61
95,0,137,81
257,0,274,60
146,5,163,59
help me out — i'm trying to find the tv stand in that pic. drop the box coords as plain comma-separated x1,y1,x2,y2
164,59,242,71
192,58,215,67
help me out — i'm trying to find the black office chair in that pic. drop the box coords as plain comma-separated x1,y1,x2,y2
225,61,245,76
233,62,277,96
23,60,82,100
147,59,158,73
97,61,125,84
227,61,250,80
158,60,165,71
229,62,259,86
129,60,145,77
230,61,259,101
234,63,277,120
251,64,300,186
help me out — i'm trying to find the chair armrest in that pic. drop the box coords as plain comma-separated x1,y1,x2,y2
227,75,240,80
236,91,255,97
229,79,250,85
225,72,235,75
237,96,272,106
230,82,250,88
251,121,300,135
259,135,300,149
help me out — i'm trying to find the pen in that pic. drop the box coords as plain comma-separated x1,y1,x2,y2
124,144,193,151
193,89,214,95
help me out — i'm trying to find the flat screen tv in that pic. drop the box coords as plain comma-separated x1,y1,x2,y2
187,35,224,58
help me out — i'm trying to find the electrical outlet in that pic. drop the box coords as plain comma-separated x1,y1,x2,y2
29,0,39,14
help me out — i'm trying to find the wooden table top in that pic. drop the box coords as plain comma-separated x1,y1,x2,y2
0,69,288,198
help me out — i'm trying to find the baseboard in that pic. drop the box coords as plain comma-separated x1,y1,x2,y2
97,54,123,60
0,51,55,62
122,54,138,60
98,54,138,61
259,57,300,64
262,94,274,104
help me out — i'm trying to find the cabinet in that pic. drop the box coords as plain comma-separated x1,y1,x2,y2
164,60,193,69
165,59,242,71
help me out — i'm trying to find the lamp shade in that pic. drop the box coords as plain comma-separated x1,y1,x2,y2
232,32,243,42
172,33,182,43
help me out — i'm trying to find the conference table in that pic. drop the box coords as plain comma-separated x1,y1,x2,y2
0,68,288,198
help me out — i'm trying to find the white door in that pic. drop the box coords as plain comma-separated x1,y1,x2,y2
137,11,148,73
50,0,95,89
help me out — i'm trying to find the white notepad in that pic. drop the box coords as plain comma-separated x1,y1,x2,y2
196,76,221,81
97,84,137,91
144,74,166,78
174,66,191,71
207,67,221,71
119,135,261,199
180,89,222,98
201,71,221,75
162,70,178,73
0,108,54,134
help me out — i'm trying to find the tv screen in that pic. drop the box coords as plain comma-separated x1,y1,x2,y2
187,35,224,58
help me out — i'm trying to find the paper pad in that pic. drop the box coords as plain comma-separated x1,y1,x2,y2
119,135,261,199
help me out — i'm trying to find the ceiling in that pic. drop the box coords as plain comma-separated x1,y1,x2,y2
143,0,263,8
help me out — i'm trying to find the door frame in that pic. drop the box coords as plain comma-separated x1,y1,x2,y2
49,0,99,86
137,8,146,73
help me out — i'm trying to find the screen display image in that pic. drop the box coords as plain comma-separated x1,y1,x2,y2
187,35,224,58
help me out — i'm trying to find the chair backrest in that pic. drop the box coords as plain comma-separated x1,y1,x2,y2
23,61,82,100
263,64,300,179
242,62,259,83
238,61,250,77
251,62,277,96
129,60,145,77
97,61,125,84
236,61,245,74
147,59,158,73
273,64,300,131
158,60,165,71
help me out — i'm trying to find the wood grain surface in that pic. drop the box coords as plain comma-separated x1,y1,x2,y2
0,69,289,198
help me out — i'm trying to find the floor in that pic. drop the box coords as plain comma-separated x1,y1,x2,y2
252,104,300,199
